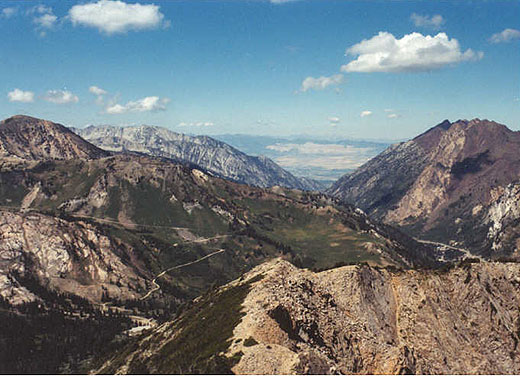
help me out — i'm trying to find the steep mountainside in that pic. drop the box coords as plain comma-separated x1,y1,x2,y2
329,119,520,258
0,115,109,160
0,153,440,304
0,115,445,307
73,124,323,191
0,115,444,373
96,258,520,374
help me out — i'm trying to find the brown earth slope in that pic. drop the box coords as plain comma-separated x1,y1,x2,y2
0,115,110,160
329,119,520,258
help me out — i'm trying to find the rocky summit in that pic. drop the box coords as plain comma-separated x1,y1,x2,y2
0,115,110,161
95,258,520,375
329,119,520,259
73,124,323,191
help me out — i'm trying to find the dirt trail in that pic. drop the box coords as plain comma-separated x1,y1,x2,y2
140,249,226,300
415,238,485,262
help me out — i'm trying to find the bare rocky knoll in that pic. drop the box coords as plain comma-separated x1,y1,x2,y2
73,124,323,191
0,115,110,160
96,258,520,375
329,119,520,259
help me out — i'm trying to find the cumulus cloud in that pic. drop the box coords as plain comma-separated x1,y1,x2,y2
1,7,17,18
89,85,107,96
410,13,444,29
387,113,400,119
106,96,169,114
89,85,107,104
7,89,34,103
360,110,372,117
29,5,57,35
178,121,214,127
489,28,520,44
300,74,344,92
69,0,168,34
341,32,483,73
43,90,79,104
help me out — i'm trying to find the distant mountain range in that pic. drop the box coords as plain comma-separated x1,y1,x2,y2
73,124,324,191
329,118,520,259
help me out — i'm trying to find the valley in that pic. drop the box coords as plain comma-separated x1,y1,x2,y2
2,1,519,373
0,115,440,373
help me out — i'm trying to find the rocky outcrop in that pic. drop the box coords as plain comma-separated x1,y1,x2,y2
73,124,322,191
329,119,520,258
0,210,148,305
0,115,109,160
97,258,520,374
485,182,520,256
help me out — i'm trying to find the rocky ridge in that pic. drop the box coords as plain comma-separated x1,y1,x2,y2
96,258,520,374
73,124,323,191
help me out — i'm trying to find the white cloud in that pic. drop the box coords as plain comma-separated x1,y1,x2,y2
7,89,34,103
106,96,170,114
489,28,520,44
360,110,372,117
1,7,17,18
43,90,79,104
89,85,107,104
410,13,444,29
69,0,168,34
29,5,57,35
178,121,214,127
387,113,400,119
300,74,344,92
34,13,57,28
89,85,107,96
341,32,483,73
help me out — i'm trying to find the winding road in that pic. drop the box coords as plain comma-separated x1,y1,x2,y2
139,249,226,300
415,238,485,262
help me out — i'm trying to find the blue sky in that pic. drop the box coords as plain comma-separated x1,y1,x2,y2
0,0,519,140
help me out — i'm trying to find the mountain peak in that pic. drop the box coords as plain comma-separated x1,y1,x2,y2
0,115,110,161
75,124,323,191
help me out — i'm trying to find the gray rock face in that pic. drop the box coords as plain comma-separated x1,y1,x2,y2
0,210,148,305
73,124,322,191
